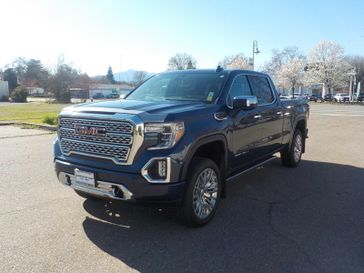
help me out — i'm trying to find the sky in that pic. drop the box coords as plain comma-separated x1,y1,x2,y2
1,0,363,76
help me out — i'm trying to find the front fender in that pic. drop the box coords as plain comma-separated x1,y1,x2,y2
180,134,228,181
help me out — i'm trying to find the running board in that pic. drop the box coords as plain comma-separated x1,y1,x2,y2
226,156,277,182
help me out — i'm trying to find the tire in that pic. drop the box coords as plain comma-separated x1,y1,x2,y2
280,129,304,167
182,157,221,227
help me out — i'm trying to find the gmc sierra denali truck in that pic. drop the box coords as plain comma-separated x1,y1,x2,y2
54,68,309,226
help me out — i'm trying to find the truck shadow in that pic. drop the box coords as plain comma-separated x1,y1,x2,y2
82,159,364,273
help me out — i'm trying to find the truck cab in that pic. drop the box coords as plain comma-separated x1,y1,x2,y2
54,69,309,226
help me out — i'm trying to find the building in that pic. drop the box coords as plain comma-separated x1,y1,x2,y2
89,83,132,98
0,80,9,99
26,87,45,96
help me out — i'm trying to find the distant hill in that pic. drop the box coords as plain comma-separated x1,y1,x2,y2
112,69,155,82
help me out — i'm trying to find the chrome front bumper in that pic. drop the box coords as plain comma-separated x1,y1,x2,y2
58,172,133,201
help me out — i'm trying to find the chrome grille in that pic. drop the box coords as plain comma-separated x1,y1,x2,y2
58,117,134,164
59,118,133,133
59,128,132,145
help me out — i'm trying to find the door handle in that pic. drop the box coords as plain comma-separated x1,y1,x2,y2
254,114,262,119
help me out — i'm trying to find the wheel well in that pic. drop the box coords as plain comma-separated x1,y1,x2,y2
296,120,306,137
188,140,226,198
192,141,226,170
190,140,227,198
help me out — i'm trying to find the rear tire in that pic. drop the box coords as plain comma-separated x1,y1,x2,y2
182,157,221,227
281,129,303,167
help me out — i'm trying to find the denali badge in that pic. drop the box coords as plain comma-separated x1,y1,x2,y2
75,126,106,137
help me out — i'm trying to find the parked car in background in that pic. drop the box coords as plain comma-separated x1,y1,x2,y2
308,94,322,102
334,93,350,102
105,93,119,99
279,95,292,100
324,93,334,101
92,93,105,99
356,94,364,102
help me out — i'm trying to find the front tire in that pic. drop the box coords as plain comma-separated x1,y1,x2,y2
183,157,221,227
281,129,304,167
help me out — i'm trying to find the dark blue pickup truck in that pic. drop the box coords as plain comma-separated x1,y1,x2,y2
54,68,309,226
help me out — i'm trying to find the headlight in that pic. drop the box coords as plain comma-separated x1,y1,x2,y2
144,122,185,150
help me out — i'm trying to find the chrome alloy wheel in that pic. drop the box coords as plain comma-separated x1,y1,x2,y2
192,168,218,220
293,133,303,163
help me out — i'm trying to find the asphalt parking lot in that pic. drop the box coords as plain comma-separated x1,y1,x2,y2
0,103,363,273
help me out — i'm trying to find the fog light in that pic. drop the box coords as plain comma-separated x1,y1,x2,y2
158,160,167,178
141,157,171,183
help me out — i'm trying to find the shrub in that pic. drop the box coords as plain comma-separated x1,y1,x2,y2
11,85,28,102
42,115,58,125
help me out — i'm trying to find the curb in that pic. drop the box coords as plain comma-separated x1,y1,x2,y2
0,122,57,132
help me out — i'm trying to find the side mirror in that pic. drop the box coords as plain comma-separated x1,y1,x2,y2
232,95,258,110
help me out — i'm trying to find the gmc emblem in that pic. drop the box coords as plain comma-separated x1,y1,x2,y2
75,126,106,137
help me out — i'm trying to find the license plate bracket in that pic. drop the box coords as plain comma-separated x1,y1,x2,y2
75,169,95,187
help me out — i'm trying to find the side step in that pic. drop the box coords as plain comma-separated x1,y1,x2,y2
226,156,277,182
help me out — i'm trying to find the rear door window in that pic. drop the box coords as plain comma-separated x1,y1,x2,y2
247,76,274,105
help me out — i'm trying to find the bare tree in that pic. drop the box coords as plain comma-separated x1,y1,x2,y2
305,40,353,96
167,53,197,71
219,53,251,70
277,57,306,97
263,47,305,87
132,71,148,87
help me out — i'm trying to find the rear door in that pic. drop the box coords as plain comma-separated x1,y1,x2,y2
247,75,284,155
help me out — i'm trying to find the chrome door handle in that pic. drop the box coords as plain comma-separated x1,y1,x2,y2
254,114,262,119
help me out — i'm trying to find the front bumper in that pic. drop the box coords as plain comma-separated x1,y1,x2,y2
55,159,187,206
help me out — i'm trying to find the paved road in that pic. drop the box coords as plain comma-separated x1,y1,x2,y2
310,103,364,117
0,104,363,273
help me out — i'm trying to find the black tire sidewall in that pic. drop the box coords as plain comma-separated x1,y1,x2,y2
281,129,303,167
289,130,303,166
183,157,221,227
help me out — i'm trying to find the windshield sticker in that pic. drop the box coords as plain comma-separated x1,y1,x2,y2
207,92,214,101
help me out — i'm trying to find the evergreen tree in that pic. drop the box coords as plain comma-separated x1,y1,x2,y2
187,60,195,69
3,68,18,91
24,59,49,87
106,66,115,84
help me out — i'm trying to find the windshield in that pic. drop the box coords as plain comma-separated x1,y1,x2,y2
126,72,227,103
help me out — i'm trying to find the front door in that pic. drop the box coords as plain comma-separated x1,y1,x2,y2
227,75,264,172
247,75,284,155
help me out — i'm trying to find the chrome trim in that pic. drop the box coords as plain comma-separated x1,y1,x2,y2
141,157,172,183
60,138,131,164
59,127,133,145
58,171,133,200
214,112,228,121
226,156,277,182
59,117,133,133
192,167,218,220
58,115,144,165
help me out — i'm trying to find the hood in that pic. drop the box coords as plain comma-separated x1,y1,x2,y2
63,99,220,123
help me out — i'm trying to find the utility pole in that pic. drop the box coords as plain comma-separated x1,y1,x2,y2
252,40,260,71
349,70,356,101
